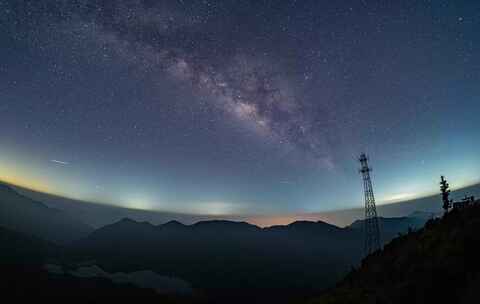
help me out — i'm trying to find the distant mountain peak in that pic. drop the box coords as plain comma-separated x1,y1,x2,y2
289,220,316,225
193,219,255,227
281,219,339,229
115,217,155,227
119,217,136,223
161,220,186,227
408,210,439,219
158,220,189,231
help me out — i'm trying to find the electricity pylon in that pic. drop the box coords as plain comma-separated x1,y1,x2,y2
359,153,381,255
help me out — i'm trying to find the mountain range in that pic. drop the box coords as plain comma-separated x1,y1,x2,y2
71,214,433,302
0,183,93,244
0,182,442,302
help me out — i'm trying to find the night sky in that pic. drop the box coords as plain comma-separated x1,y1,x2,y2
0,1,479,217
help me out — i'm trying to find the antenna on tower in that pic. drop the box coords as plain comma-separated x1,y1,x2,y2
359,153,381,256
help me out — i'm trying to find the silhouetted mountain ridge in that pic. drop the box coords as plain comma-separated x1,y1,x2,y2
91,217,342,237
267,220,345,233
73,216,363,300
161,220,187,228
0,182,93,244
349,215,427,241
72,211,434,302
407,210,439,220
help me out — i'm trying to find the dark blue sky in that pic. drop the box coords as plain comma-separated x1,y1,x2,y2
0,0,479,216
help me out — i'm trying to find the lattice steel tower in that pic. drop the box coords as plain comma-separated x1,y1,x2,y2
359,153,381,255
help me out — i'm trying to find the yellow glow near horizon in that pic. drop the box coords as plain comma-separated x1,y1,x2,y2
381,192,417,204
0,162,54,194
122,195,156,211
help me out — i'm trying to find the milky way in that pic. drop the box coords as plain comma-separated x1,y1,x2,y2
56,1,335,167
0,1,479,215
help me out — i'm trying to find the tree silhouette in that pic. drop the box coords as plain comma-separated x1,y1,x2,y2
440,176,452,213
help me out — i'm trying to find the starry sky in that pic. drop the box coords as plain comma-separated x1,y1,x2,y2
0,0,479,217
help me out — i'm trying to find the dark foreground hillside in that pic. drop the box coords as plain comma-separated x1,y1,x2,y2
306,202,480,304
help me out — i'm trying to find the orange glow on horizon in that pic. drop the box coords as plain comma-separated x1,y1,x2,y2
0,174,53,195
246,213,337,228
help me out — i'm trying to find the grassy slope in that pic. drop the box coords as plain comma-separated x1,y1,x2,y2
306,202,480,304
